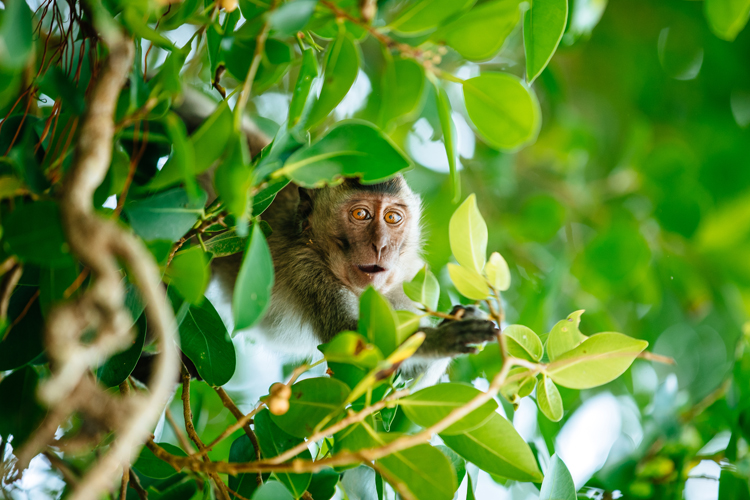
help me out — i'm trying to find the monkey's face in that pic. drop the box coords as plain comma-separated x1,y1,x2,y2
328,191,415,293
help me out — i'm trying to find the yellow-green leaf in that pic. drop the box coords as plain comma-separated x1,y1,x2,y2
547,332,649,389
504,325,543,361
449,194,488,273
536,375,563,422
546,310,587,361
448,264,490,301
403,266,440,311
524,0,568,84
485,252,511,291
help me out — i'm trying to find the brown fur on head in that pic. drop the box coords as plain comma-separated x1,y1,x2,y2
300,176,423,294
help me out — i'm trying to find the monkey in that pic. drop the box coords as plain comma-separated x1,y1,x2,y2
210,175,498,383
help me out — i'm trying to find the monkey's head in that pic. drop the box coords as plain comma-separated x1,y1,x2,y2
299,176,423,294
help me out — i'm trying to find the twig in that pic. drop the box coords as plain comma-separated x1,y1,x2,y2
119,467,129,500
165,408,196,454
0,263,22,323
214,387,263,486
43,451,80,487
128,468,148,500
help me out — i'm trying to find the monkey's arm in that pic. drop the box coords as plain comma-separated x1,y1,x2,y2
416,306,498,357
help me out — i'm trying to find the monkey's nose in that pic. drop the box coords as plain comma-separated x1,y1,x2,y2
372,243,386,260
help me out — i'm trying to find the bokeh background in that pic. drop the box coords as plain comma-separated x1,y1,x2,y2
4,0,750,498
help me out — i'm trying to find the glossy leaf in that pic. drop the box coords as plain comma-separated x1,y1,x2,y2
166,246,210,305
524,0,568,84
449,194,488,273
547,332,649,389
376,440,457,500
401,383,498,435
179,298,236,387
288,48,319,128
319,331,384,369
255,409,313,498
440,413,542,482
233,223,275,332
388,0,475,34
435,83,460,203
546,310,587,361
403,266,440,311
277,121,411,187
539,454,576,500
435,0,520,61
536,375,563,422
436,445,466,492
306,33,359,128
307,468,340,500
134,443,187,479
252,176,291,216
448,263,490,301
485,252,511,291
705,0,750,41
229,434,270,499
358,286,400,356
504,325,543,361
269,0,318,37
0,284,45,371
97,313,147,387
124,188,207,242
4,201,74,268
204,231,247,257
396,310,424,343
463,73,541,151
269,377,350,438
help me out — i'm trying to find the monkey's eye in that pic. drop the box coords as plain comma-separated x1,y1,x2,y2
384,211,403,224
352,208,371,220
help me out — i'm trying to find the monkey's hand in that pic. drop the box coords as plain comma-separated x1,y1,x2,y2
418,305,498,356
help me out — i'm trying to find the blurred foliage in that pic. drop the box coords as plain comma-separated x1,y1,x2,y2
0,0,749,498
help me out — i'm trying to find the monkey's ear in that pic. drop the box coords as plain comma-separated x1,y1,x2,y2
297,187,315,223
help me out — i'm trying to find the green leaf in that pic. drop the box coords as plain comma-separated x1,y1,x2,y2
0,0,33,69
269,0,317,37
124,187,207,242
134,443,187,479
270,377,350,438
288,48,319,128
4,201,74,268
376,441,457,500
216,134,253,237
448,264,490,301
97,304,147,387
166,246,210,305
463,73,541,151
403,266,440,311
705,0,750,41
524,0,568,84
251,481,296,500
358,286,399,357
388,0,475,34
179,298,236,387
307,468,340,500
449,194,488,273
276,121,412,188
252,176,291,216
436,445,466,491
306,32,360,128
539,454,576,500
485,252,511,291
0,284,44,371
504,325,543,361
401,383,497,435
382,57,426,127
440,413,542,482
190,100,234,174
319,331,384,369
233,223,275,332
433,0,520,61
122,7,176,50
229,434,270,499
224,37,293,93
434,83,460,203
396,310,423,343
536,375,563,422
204,231,247,258
39,264,79,316
501,367,537,401
546,310,587,361
255,409,312,498
0,366,46,447
547,332,649,389
37,66,86,115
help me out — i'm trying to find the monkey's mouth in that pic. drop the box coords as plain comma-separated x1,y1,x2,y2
357,264,386,274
